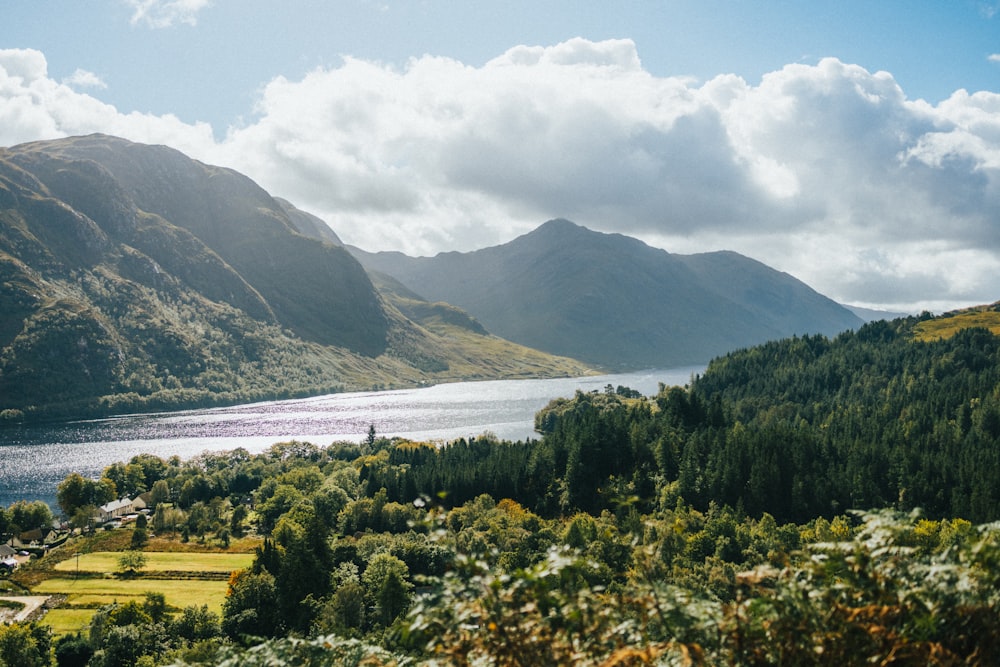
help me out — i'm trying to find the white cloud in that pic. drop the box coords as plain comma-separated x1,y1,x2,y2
490,37,643,70
989,54,1000,63
0,41,998,312
0,48,215,154
0,48,48,83
123,0,211,28
62,69,107,90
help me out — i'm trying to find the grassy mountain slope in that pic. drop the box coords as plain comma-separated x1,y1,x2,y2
273,197,344,246
8,135,385,355
0,136,588,421
913,301,1000,341
353,219,863,369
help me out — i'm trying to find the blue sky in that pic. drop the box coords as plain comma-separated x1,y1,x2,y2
6,1,998,129
1,1,999,312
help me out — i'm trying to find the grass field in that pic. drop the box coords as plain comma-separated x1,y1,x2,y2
41,608,95,636
32,546,254,634
913,308,1000,341
53,551,253,574
35,577,232,616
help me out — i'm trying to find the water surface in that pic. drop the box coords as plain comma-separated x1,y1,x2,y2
0,366,702,508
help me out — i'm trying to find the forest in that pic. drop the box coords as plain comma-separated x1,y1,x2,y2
364,312,1000,524
3,310,1000,665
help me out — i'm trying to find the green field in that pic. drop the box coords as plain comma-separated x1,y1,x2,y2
34,577,232,614
37,550,252,634
41,608,96,636
53,551,253,574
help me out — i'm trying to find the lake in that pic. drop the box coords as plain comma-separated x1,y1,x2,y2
0,366,702,509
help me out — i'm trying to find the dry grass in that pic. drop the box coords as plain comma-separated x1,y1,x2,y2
34,577,231,614
52,551,253,574
913,308,1000,341
143,534,262,553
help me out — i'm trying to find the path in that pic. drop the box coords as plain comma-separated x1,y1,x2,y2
0,596,50,623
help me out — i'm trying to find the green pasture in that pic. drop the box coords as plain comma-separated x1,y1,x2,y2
34,577,231,614
37,550,250,634
53,551,252,574
41,608,94,636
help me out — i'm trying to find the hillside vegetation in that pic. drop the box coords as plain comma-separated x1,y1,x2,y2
2,308,997,665
913,301,1000,341
0,135,588,422
362,312,1000,524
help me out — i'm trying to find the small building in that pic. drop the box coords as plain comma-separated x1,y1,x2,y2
16,529,43,547
98,498,136,523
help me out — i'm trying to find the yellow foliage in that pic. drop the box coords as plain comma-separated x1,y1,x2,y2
913,308,1000,341
393,439,436,452
913,518,941,548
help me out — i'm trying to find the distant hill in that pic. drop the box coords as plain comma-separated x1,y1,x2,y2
352,219,864,369
844,304,912,322
0,135,588,421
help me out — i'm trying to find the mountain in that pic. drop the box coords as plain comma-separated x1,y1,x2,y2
6,134,385,353
0,135,587,421
844,304,912,322
274,197,344,246
352,219,864,369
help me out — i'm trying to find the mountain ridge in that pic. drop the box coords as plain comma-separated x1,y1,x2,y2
0,135,588,421
7,134,387,354
351,219,864,369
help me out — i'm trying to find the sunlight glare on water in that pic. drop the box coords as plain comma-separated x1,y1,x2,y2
0,367,702,507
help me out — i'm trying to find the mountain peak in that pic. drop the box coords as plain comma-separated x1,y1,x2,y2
514,218,589,244
537,217,583,231
353,219,863,369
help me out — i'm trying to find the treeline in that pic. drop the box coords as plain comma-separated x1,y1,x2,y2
362,316,1000,524
55,442,356,540
0,499,54,537
49,312,1000,533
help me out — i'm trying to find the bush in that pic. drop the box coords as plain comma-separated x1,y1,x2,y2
402,510,1000,665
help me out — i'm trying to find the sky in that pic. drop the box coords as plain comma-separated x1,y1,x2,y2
1,1,999,314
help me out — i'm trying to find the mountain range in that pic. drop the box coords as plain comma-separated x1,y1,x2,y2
0,133,869,421
350,220,864,369
0,135,586,420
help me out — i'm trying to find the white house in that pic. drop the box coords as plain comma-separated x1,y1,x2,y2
98,498,135,523
0,544,18,570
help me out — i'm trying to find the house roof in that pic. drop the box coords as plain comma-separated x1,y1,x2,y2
99,498,134,513
18,529,43,543
0,545,14,558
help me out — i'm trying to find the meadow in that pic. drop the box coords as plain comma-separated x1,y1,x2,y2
913,306,1000,340
51,551,252,575
21,540,256,636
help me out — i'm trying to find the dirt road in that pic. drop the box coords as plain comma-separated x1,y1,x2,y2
0,596,50,623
